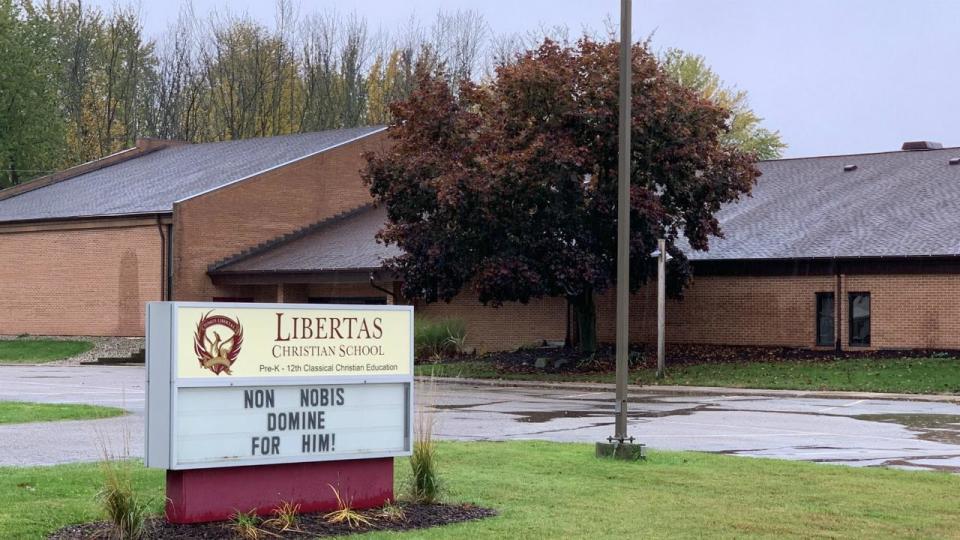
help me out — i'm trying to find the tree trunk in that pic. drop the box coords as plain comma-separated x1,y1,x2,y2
570,290,597,354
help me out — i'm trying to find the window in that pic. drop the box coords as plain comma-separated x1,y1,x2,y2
308,296,387,305
212,297,254,303
815,292,834,347
848,292,870,346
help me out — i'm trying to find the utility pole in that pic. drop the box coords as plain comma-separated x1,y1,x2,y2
613,0,632,444
596,0,645,461
656,238,666,378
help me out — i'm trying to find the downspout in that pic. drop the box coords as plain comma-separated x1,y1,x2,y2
834,258,842,353
157,217,175,301
369,272,396,300
157,217,167,300
166,223,174,300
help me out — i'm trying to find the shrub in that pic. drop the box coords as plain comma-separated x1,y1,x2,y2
415,317,467,359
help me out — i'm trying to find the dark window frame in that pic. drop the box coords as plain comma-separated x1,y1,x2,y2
848,292,871,347
308,296,387,305
815,292,835,347
212,297,255,303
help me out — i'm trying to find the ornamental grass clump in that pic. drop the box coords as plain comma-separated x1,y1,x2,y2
263,501,302,532
96,427,149,540
324,485,372,529
97,460,150,540
230,510,266,540
410,393,440,503
376,499,408,522
415,317,467,359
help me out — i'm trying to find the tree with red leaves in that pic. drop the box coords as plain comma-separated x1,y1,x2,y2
363,38,760,353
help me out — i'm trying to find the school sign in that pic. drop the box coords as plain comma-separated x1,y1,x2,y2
145,302,413,523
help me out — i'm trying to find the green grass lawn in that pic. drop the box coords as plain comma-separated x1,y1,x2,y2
0,401,125,425
2,441,960,538
417,356,960,394
0,340,93,364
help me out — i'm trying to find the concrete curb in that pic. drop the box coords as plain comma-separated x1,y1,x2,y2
414,376,960,403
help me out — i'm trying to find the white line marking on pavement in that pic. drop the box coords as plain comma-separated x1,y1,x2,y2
818,399,866,413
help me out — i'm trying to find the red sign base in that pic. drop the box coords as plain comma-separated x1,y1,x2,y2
165,458,394,524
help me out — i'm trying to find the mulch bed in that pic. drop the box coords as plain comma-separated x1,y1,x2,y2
49,503,495,539
430,343,960,376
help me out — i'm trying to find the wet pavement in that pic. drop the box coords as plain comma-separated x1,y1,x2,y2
421,383,960,473
2,365,960,472
0,365,144,465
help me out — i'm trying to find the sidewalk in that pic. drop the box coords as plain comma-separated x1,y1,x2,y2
416,376,960,403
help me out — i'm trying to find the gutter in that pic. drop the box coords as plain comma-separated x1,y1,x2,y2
0,211,173,228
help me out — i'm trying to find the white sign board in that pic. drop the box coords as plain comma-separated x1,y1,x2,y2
145,302,413,470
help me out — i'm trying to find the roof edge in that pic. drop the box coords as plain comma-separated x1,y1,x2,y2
0,210,173,227
207,203,377,274
212,267,388,276
689,254,960,263
176,126,388,205
0,138,188,202
761,145,960,163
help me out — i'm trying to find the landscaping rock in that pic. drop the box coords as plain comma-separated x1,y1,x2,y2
0,335,145,367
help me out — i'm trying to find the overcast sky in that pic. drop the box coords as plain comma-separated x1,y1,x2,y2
92,0,960,158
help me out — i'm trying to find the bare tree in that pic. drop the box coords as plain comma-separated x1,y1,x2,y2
339,13,369,127
430,10,487,87
152,5,205,141
299,10,339,130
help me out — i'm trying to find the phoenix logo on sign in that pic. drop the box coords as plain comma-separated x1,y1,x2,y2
193,311,244,375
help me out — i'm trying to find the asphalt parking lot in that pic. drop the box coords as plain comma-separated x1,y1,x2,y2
2,365,959,472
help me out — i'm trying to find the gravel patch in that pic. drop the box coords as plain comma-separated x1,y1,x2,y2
0,335,144,366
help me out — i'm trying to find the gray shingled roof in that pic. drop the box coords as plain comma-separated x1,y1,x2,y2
691,146,960,260
0,126,385,223
211,206,400,274
212,146,960,274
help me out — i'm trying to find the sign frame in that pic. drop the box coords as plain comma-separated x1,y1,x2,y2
146,301,414,471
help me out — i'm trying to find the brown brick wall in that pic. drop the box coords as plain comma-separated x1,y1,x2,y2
417,273,960,352
414,291,567,353
596,275,836,348
843,274,960,349
0,223,162,336
172,131,388,302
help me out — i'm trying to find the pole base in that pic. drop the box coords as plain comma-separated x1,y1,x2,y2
596,441,647,461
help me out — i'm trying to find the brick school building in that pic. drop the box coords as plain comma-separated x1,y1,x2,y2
1,129,958,352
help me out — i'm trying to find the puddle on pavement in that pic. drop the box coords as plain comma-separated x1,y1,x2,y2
855,413,960,445
509,410,600,423
433,403,495,411
502,404,712,423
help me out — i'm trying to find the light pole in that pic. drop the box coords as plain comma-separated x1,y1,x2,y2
596,0,645,461
651,238,671,378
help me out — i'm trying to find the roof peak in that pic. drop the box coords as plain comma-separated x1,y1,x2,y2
0,126,387,224
0,138,186,203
